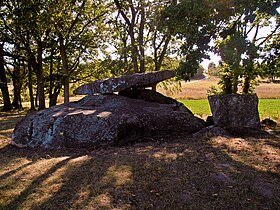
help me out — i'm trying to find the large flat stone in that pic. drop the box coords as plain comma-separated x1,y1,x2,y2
11,94,206,149
73,70,176,95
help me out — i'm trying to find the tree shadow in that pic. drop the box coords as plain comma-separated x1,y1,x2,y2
0,112,26,132
0,136,279,210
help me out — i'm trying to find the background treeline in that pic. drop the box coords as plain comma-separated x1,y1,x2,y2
0,0,279,111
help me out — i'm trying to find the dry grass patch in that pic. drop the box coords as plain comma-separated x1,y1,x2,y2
210,136,280,174
255,82,280,99
159,77,280,99
159,77,219,100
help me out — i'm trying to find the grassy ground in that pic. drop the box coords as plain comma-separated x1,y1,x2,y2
0,112,280,210
181,99,280,121
259,99,280,121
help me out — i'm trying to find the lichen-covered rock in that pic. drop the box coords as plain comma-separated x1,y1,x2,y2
73,70,175,95
208,94,261,130
11,94,206,149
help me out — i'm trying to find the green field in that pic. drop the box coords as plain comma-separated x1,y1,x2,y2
180,99,280,120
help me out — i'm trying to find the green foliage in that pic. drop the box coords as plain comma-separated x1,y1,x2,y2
260,30,280,81
1,0,280,108
207,85,222,96
208,62,219,76
161,0,216,78
217,63,241,94
1,0,109,107
213,0,279,94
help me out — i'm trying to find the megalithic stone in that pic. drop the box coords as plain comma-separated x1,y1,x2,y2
73,70,176,95
11,94,206,149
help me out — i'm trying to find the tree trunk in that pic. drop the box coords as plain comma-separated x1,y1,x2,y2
223,77,232,94
232,75,239,94
129,24,139,73
114,0,139,73
58,32,70,103
51,85,61,106
138,0,145,73
12,61,21,109
27,59,35,110
48,71,62,107
154,35,171,72
0,44,12,111
49,48,54,107
243,77,250,94
36,41,46,110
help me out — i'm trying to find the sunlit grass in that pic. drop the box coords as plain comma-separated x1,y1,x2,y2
258,99,280,120
180,99,280,120
180,99,211,117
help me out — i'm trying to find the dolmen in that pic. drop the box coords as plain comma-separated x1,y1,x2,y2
12,70,206,149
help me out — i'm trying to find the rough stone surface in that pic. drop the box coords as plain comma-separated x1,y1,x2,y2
261,118,277,127
73,70,176,95
119,89,192,114
206,116,214,126
208,94,261,131
252,181,276,199
11,94,206,149
210,172,234,184
193,126,231,139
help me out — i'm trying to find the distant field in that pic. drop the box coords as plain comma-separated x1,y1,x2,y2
158,76,280,120
159,77,280,99
180,99,280,121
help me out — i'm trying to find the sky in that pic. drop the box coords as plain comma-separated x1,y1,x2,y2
201,53,220,70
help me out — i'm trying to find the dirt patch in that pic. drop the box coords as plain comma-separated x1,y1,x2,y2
0,112,279,209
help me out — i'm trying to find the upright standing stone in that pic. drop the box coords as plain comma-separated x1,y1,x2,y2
208,94,261,131
73,70,176,95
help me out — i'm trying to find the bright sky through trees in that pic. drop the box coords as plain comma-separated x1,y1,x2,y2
202,7,280,70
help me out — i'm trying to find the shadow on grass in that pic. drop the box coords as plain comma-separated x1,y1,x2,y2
0,115,24,132
0,111,27,135
0,136,279,210
4,157,75,210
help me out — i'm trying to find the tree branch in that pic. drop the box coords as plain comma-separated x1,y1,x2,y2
114,0,131,27
256,24,280,46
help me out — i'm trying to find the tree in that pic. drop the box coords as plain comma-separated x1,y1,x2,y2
0,43,12,111
49,0,107,103
214,0,280,93
161,0,225,79
208,62,219,76
0,0,11,111
109,0,177,76
1,0,53,109
1,0,108,108
192,65,205,80
260,20,280,82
